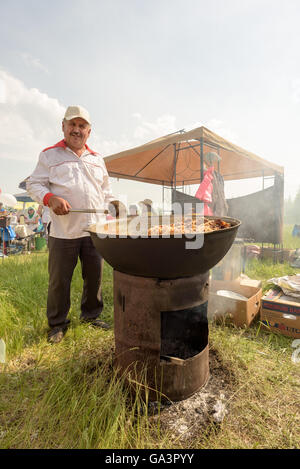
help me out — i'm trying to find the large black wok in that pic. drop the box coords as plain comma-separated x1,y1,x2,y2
87,215,241,279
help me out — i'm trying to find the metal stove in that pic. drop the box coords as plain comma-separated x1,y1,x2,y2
88,215,240,401
113,270,210,401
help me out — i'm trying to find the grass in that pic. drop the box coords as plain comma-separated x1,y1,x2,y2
0,254,171,449
200,326,300,448
282,224,300,250
245,258,298,292
245,223,300,292
0,229,300,449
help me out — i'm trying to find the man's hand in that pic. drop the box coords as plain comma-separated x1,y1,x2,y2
48,196,71,215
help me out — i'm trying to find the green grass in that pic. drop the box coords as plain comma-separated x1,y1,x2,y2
244,223,300,292
245,258,299,292
0,239,300,449
283,224,300,250
0,254,171,449
0,253,114,356
200,324,300,449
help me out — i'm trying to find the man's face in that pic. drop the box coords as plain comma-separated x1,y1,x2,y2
62,117,91,150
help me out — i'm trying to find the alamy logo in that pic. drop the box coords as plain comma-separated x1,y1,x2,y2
97,202,208,249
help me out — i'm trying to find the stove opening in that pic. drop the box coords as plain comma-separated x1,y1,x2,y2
160,302,208,360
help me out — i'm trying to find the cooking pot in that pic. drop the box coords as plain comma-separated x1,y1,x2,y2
87,215,241,279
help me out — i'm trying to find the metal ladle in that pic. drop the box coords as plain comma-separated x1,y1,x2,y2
69,208,109,214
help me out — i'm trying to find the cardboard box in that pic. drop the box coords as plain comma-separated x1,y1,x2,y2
261,288,300,339
239,276,262,289
208,279,262,327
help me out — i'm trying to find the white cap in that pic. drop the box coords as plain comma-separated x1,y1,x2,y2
64,105,91,125
204,151,221,165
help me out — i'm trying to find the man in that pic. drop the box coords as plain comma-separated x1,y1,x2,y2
138,199,156,216
27,105,121,343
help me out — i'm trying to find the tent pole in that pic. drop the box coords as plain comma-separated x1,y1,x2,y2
200,138,204,181
173,143,177,203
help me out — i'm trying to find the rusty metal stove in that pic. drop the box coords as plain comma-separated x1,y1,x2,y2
113,270,210,401
87,216,241,401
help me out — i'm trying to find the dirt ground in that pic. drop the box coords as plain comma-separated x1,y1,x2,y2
149,350,234,442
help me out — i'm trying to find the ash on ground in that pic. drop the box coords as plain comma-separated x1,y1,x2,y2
148,350,233,441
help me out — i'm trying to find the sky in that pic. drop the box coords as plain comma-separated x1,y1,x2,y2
1,0,300,207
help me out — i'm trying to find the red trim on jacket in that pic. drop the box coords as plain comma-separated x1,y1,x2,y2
42,140,67,152
85,144,98,156
42,140,98,155
43,193,54,206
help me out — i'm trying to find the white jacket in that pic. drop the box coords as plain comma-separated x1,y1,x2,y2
27,140,115,239
41,206,51,224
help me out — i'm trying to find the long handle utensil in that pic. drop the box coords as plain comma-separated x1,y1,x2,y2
69,208,109,214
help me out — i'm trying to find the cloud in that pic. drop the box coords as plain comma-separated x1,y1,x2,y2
132,112,142,119
291,78,300,104
184,118,238,143
20,53,49,74
95,114,238,157
130,114,238,148
133,114,177,141
0,70,241,199
204,118,238,143
0,71,239,166
0,76,6,103
89,133,136,157
0,69,65,162
91,113,179,157
0,70,141,165
0,71,179,165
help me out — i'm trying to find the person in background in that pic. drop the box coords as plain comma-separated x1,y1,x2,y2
0,207,16,255
37,204,43,220
0,202,7,255
0,203,7,216
138,199,156,216
8,211,18,226
129,204,138,216
195,151,228,217
24,207,40,232
40,205,51,238
27,105,123,344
